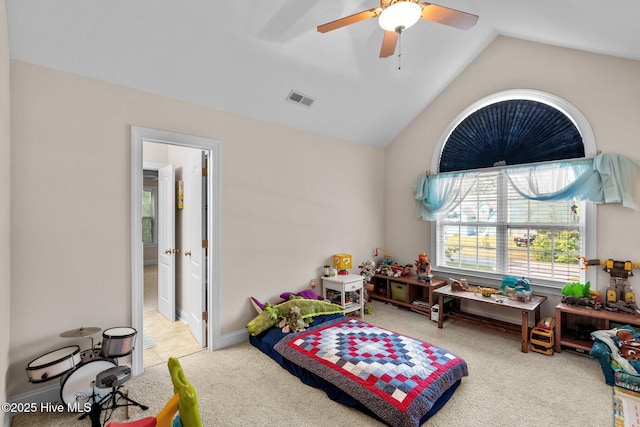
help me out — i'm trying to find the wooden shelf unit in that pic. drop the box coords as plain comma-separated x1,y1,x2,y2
369,274,447,315
555,303,640,353
436,284,545,353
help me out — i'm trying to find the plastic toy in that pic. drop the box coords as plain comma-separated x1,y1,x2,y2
498,276,531,301
561,281,591,298
106,357,201,427
374,248,393,265
530,326,554,356
415,253,432,283
579,258,640,312
333,254,352,275
537,316,556,330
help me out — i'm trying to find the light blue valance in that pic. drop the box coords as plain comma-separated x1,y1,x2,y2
412,153,639,221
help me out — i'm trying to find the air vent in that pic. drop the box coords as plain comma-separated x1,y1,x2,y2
286,90,315,108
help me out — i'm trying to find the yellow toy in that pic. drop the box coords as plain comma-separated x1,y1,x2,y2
333,254,352,275
530,327,554,355
106,357,202,427
579,258,640,312
472,286,500,297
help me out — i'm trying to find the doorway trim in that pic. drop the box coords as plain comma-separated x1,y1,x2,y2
131,126,221,376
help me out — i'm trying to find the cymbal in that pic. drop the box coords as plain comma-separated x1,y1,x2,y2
60,326,101,338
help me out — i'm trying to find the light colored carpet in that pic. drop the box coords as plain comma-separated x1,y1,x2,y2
10,300,612,426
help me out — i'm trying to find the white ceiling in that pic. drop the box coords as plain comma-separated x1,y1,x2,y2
6,0,640,148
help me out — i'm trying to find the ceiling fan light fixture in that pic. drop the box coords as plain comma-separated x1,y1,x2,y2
379,2,422,32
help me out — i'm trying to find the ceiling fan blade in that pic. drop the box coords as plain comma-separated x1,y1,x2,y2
419,3,479,30
379,30,398,58
317,8,380,33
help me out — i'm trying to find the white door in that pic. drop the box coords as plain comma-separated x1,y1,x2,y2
158,164,176,322
187,151,206,346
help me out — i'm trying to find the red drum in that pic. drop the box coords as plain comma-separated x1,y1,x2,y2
100,327,137,358
26,345,81,383
60,358,117,408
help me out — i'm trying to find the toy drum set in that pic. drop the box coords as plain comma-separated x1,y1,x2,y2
25,325,146,418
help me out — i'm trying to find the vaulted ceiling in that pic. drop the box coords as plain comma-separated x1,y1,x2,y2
6,1,640,147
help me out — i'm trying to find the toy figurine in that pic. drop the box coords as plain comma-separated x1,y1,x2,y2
415,253,432,283
358,260,376,283
579,258,640,313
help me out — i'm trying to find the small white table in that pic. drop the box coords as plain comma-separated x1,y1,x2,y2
322,274,365,319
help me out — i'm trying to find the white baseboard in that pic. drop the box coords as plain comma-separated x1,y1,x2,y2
5,382,61,425
10,382,61,405
218,329,248,349
175,309,247,349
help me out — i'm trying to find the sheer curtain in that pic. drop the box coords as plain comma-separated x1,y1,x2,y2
412,172,478,221
413,154,639,219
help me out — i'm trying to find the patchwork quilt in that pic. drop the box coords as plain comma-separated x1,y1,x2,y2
274,317,468,427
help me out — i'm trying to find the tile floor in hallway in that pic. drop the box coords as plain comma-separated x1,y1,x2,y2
143,309,204,368
143,264,204,368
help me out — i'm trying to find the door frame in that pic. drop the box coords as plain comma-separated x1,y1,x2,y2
131,126,221,376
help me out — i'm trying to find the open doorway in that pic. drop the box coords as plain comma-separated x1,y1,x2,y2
141,146,205,367
131,126,221,376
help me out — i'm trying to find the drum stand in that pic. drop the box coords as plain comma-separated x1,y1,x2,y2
81,365,148,426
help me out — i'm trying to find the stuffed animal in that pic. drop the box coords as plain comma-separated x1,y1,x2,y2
359,260,376,283
278,306,308,333
263,303,279,321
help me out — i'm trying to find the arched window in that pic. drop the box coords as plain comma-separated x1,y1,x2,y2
440,99,584,171
430,90,596,288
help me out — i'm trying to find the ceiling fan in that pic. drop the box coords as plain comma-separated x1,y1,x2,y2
317,0,479,58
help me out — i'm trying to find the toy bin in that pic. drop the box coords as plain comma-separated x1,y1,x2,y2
390,282,409,303
430,304,439,321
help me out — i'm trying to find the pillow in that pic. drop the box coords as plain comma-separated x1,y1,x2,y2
280,289,324,301
246,299,344,336
250,289,324,315
592,325,640,375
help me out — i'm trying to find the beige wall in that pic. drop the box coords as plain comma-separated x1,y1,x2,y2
385,36,640,295
0,0,10,406
8,61,385,397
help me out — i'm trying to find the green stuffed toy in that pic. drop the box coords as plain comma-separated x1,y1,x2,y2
562,281,591,298
246,299,344,336
263,303,279,321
